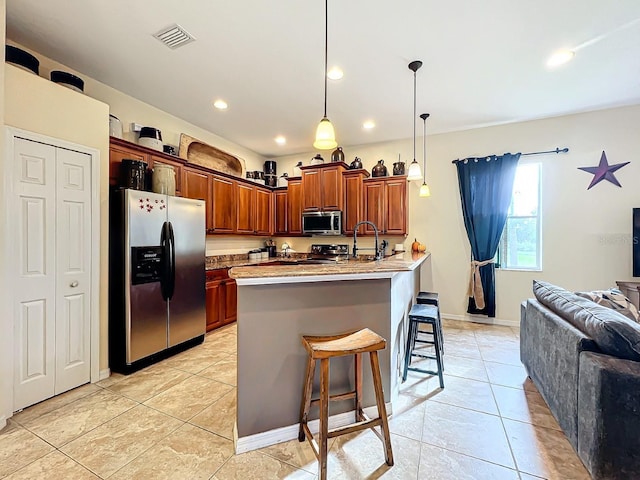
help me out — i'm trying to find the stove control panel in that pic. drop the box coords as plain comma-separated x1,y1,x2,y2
310,244,349,256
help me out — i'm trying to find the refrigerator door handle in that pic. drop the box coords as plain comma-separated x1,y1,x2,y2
167,221,176,299
160,221,171,301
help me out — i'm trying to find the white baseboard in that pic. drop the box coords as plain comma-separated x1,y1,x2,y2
442,312,519,328
98,368,111,381
0,415,6,431
235,403,391,454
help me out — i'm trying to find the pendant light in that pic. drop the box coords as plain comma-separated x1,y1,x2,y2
419,113,431,197
406,60,423,180
313,0,337,150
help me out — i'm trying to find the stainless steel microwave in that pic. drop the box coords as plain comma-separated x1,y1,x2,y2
302,211,342,236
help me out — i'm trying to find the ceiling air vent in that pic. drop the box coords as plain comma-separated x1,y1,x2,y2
153,24,196,50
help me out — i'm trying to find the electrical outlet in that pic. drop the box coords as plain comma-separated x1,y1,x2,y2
130,123,143,133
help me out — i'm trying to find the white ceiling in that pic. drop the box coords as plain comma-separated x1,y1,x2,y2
6,1,640,158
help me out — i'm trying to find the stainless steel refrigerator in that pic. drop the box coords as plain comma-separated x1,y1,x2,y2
109,189,206,373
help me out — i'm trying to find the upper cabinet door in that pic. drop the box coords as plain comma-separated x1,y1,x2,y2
364,180,385,235
182,168,212,230
254,187,272,235
301,169,322,212
342,171,367,235
274,190,288,235
321,166,343,211
384,177,407,235
236,183,255,234
287,179,303,234
211,175,236,233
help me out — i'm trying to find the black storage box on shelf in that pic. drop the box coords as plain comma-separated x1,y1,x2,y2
50,70,84,93
5,45,39,74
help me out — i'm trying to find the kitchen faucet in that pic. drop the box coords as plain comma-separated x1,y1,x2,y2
352,221,382,260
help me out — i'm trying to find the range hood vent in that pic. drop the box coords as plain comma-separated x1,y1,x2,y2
153,24,196,50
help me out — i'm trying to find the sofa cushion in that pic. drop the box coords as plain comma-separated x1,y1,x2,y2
533,280,640,361
576,288,640,322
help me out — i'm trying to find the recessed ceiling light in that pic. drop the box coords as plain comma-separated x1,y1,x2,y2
213,99,228,110
275,136,286,145
546,49,575,68
363,121,375,130
327,66,343,80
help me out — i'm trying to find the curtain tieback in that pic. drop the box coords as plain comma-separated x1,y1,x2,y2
468,259,493,310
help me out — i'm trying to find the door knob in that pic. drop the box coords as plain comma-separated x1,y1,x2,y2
70,281,79,288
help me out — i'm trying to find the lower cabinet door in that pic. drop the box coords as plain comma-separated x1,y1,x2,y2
205,280,223,332
223,279,238,325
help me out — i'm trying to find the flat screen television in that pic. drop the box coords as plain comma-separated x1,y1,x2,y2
634,208,640,277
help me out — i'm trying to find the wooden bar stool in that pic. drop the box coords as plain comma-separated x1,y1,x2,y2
298,328,394,480
416,291,444,355
402,303,445,388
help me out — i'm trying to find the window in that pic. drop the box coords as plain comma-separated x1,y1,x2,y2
498,163,541,270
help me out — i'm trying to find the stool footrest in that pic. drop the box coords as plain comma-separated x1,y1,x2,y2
328,417,383,439
309,390,356,408
411,353,437,360
408,366,440,376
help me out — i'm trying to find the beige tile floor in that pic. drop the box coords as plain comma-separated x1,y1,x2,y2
0,320,592,479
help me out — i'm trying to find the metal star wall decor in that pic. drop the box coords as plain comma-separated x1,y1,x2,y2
578,151,629,190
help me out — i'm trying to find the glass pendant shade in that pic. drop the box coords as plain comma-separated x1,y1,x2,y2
407,159,422,180
313,117,337,149
419,182,431,197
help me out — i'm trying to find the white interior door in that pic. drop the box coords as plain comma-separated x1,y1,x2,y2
13,138,92,410
13,139,57,410
55,148,92,395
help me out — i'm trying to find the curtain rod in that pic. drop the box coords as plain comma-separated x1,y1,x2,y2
451,147,569,164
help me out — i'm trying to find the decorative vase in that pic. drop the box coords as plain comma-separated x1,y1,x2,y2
393,161,405,175
331,146,345,163
371,159,388,177
349,157,363,169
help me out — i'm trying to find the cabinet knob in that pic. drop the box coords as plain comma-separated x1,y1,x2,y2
70,281,79,288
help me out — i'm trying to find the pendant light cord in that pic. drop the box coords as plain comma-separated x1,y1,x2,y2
323,0,328,118
421,113,430,181
413,70,416,161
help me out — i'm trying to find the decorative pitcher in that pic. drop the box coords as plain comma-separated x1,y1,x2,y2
371,159,388,177
331,146,345,163
393,161,405,175
349,157,363,169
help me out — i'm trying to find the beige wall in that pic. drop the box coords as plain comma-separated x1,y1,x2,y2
4,64,111,369
276,105,640,325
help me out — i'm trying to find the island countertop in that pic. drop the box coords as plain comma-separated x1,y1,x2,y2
228,252,430,285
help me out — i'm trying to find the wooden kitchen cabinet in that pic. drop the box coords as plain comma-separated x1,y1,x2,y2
287,177,303,235
274,189,288,235
206,269,237,332
211,174,236,233
109,137,185,194
342,169,370,235
300,162,348,212
236,183,272,235
236,182,255,234
182,167,212,230
254,186,272,235
363,175,407,235
109,142,145,186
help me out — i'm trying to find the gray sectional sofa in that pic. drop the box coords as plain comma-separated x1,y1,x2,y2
520,280,640,480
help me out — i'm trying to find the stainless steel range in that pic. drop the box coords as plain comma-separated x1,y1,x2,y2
307,244,350,263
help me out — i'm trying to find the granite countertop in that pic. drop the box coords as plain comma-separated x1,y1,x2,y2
228,252,430,284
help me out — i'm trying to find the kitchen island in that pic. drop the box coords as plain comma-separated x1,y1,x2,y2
229,252,430,453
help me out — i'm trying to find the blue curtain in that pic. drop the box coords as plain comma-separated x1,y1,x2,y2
455,153,520,317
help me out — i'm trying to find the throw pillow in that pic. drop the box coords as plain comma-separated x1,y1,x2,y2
575,289,640,323
533,280,640,361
